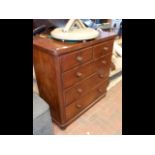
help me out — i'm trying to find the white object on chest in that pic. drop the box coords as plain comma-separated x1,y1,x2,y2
51,19,99,41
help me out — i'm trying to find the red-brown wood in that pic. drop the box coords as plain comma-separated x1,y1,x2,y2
95,53,112,78
33,31,115,56
65,74,109,106
62,61,95,89
33,48,65,123
61,47,93,72
33,31,115,128
65,80,109,121
93,40,113,59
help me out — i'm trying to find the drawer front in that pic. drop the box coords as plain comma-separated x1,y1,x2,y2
95,54,112,79
65,74,108,106
93,40,113,59
65,80,109,121
62,61,95,89
61,47,93,72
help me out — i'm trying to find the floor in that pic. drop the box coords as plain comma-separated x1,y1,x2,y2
53,79,122,135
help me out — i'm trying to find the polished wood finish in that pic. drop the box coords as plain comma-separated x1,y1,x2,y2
62,61,95,89
93,40,113,59
33,31,115,128
95,53,112,78
61,47,93,71
65,80,109,121
33,31,115,56
33,48,64,123
65,54,111,104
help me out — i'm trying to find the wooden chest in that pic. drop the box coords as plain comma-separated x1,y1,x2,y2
33,31,115,128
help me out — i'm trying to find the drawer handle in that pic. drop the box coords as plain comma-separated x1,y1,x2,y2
76,56,83,62
102,60,107,64
76,72,83,77
77,88,83,94
102,47,109,51
98,88,103,93
76,104,82,109
99,74,104,78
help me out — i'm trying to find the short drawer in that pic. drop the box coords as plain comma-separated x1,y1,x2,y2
62,61,95,89
64,74,108,106
61,47,93,72
93,40,113,59
95,54,112,79
65,80,109,121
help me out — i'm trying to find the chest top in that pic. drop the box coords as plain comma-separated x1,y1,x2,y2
33,31,115,56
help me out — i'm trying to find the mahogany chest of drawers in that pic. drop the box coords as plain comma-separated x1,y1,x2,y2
33,31,115,128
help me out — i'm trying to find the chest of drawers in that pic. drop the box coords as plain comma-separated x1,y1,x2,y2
33,31,115,128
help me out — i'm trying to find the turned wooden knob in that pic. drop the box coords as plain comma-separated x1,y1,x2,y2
98,88,103,93
102,60,107,64
76,72,83,77
76,56,83,62
102,47,109,51
76,104,82,109
77,88,83,93
99,74,104,78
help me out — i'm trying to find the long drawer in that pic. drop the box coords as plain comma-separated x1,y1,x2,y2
62,61,95,89
61,47,93,72
62,53,112,89
64,74,108,106
65,80,109,121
